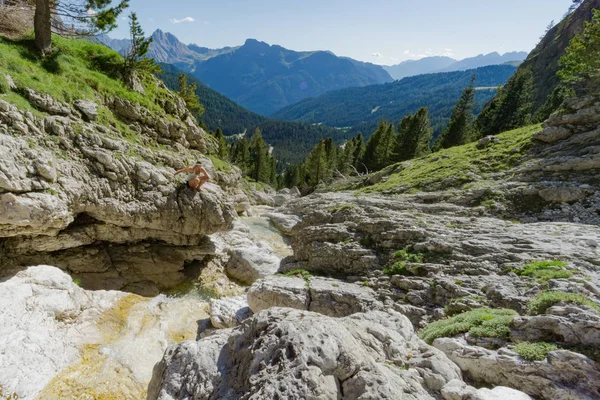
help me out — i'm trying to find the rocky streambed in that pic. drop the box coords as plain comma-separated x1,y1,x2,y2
0,207,292,399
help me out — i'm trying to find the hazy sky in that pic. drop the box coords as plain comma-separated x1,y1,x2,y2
110,0,575,65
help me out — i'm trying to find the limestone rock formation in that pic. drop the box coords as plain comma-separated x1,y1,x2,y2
247,275,383,317
148,308,463,400
434,338,600,399
209,296,252,329
0,84,240,295
0,265,124,399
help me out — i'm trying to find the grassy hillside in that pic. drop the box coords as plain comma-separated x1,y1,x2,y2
271,65,517,137
0,35,179,138
337,124,541,194
158,65,356,164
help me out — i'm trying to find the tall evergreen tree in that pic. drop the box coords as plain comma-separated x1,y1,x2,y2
304,140,328,187
476,69,534,136
214,128,229,159
394,107,433,162
362,121,395,172
435,75,476,150
351,134,366,173
34,0,129,55
231,137,250,173
178,74,205,117
249,128,271,183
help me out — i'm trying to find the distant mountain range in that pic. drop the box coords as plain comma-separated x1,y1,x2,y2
157,64,357,164
100,30,393,115
383,52,528,80
272,64,518,138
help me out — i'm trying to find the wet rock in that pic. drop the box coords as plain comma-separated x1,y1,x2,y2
148,308,462,400
0,266,124,399
265,211,301,235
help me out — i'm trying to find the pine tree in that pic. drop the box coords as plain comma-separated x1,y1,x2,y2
323,137,338,178
122,12,161,85
394,107,433,162
249,128,271,183
476,69,534,136
304,140,328,187
34,0,129,55
435,75,476,150
178,74,205,117
362,121,395,172
231,137,250,173
215,128,229,159
534,85,575,122
351,134,366,173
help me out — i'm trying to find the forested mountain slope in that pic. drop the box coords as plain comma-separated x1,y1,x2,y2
159,65,354,164
272,64,517,136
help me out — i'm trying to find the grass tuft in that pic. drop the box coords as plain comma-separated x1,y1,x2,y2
514,342,559,361
527,291,600,315
515,260,572,282
418,308,518,345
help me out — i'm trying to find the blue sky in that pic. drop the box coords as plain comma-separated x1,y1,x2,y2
110,0,575,65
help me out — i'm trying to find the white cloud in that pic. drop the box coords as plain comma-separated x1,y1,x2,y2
402,48,455,60
372,52,384,58
170,17,195,24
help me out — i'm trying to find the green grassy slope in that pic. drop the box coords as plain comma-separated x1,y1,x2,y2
342,124,541,194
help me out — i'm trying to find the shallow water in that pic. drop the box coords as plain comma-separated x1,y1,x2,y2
241,208,293,258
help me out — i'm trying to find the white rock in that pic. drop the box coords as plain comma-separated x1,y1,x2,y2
209,296,252,329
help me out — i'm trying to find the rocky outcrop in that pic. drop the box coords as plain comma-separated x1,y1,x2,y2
247,275,383,317
0,85,240,295
0,265,124,399
225,247,281,285
209,296,252,329
0,265,213,399
148,307,464,400
434,338,600,399
510,305,600,347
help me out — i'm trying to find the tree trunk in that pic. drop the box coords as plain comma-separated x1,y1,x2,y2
34,0,52,55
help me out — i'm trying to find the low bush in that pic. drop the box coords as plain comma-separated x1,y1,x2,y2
527,291,600,315
514,342,559,361
418,308,518,344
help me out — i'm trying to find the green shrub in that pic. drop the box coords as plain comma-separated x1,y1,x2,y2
418,308,518,344
383,247,425,276
514,342,559,361
527,291,600,315
515,260,572,282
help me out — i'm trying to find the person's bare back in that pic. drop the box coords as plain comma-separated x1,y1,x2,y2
174,162,211,191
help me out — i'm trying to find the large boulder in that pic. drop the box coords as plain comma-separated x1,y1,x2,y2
0,266,124,399
209,296,252,329
434,338,600,399
148,308,463,400
247,275,383,317
511,305,600,347
225,247,281,285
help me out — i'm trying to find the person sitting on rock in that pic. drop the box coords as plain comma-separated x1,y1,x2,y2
174,162,211,191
